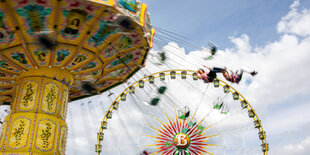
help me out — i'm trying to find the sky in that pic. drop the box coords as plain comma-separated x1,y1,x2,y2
1,0,310,155
64,0,310,154
143,0,310,49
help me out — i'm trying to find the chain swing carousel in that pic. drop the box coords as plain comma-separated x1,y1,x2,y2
0,0,154,154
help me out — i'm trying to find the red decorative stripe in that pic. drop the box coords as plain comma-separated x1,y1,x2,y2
188,148,200,155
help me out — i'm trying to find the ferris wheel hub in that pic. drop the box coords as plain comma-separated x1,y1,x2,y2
173,133,191,149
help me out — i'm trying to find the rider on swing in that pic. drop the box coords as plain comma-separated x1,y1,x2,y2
196,65,219,83
197,65,258,84
221,67,258,84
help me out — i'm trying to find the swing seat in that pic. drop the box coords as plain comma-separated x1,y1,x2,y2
113,101,119,110
181,71,187,79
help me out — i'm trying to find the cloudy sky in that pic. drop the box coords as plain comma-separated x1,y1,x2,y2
0,0,308,154
0,0,308,155
144,0,310,154
64,0,310,155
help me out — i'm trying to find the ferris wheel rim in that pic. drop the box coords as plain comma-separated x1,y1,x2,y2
96,69,269,155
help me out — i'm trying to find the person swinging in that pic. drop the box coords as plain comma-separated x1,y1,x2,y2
197,65,258,84
196,65,219,83
221,67,257,84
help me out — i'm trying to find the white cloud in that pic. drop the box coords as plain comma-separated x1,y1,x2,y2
277,0,310,36
228,34,251,53
63,0,310,154
271,136,310,155
142,1,310,154
290,0,300,9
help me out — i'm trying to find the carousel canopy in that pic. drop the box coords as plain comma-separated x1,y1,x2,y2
0,0,155,105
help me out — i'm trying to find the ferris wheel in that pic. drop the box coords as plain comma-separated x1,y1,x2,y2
95,69,269,155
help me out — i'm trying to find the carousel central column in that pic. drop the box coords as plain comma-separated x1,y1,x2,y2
0,67,74,155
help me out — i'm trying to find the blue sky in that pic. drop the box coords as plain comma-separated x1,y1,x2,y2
134,1,310,154
0,1,310,155
64,1,310,154
143,0,310,49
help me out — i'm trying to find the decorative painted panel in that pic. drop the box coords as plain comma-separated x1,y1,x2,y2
60,90,68,120
73,59,103,74
105,67,129,78
8,117,31,149
0,59,20,73
101,34,143,59
0,121,8,149
8,0,57,43
87,20,120,48
0,7,19,49
56,0,103,44
66,53,88,69
96,80,119,91
119,0,138,13
15,3,52,36
0,71,16,78
106,50,143,69
58,126,67,155
29,44,51,66
83,8,121,52
11,85,20,113
74,70,101,80
0,10,15,45
54,46,75,66
144,12,153,43
9,51,31,68
41,83,59,114
35,119,56,151
89,0,113,5
115,0,142,21
1,46,32,69
19,80,38,111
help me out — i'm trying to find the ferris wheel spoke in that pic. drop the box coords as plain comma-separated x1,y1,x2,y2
108,89,165,139
208,145,261,151
129,79,174,116
104,110,142,152
187,108,241,140
142,69,210,119
144,75,183,110
127,92,162,128
110,108,169,147
207,125,254,140
195,126,258,153
106,95,156,131
190,84,210,122
160,61,216,101
120,84,157,118
102,145,149,152
98,69,267,155
128,90,170,129
167,71,174,97
151,84,183,116
121,111,154,132
136,75,185,115
187,107,216,138
200,109,244,134
158,89,183,112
